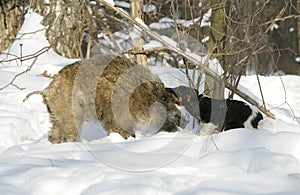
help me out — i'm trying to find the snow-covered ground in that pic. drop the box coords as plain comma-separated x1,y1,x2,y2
1,12,300,195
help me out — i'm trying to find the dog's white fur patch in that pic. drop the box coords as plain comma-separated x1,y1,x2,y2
244,104,261,130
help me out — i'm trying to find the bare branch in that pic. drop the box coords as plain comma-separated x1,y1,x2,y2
97,0,276,119
16,28,47,39
0,46,50,90
120,47,170,55
0,46,50,63
0,56,38,90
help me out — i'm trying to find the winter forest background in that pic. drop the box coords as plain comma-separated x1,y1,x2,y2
1,0,300,75
1,0,300,116
1,0,300,194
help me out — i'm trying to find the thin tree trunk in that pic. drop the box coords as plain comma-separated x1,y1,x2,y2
130,0,148,68
32,0,85,59
0,0,24,52
297,0,300,54
98,0,275,119
206,0,229,99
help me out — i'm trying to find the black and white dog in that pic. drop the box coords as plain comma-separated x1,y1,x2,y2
166,86,263,132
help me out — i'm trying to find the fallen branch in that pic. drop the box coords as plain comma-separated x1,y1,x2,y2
0,57,38,90
97,0,276,119
0,46,51,63
0,46,51,90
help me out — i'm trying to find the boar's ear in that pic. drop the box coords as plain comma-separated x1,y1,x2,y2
143,81,155,90
146,81,162,90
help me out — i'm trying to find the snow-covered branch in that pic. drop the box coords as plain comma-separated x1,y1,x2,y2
97,0,275,119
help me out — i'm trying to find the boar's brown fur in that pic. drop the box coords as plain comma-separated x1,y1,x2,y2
42,55,183,143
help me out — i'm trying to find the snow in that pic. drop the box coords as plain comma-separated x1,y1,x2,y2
149,8,211,30
130,17,150,40
143,40,163,50
1,12,300,195
0,12,79,75
103,0,115,6
143,4,157,14
270,23,279,31
237,75,300,124
115,0,129,9
149,17,202,30
201,8,212,27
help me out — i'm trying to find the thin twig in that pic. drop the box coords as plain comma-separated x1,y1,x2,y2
97,0,276,119
121,47,170,55
254,55,266,109
0,46,48,90
16,28,47,39
0,46,51,63
264,2,289,33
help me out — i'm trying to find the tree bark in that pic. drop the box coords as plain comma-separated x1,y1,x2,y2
32,0,86,59
206,0,229,99
297,0,300,54
97,0,275,119
130,0,148,68
0,0,24,52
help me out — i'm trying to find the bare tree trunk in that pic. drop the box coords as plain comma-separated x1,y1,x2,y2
130,0,148,67
297,0,300,54
0,0,25,52
98,0,276,119
206,0,228,99
32,0,86,59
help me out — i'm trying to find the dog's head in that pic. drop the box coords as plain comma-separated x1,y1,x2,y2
166,86,201,121
165,86,199,106
250,110,263,129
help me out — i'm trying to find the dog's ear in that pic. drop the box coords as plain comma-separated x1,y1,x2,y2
165,87,174,94
165,87,181,105
194,89,199,95
198,93,204,99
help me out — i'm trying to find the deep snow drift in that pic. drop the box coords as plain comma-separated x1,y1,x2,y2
0,12,300,195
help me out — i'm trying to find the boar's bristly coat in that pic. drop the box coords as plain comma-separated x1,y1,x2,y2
42,55,184,143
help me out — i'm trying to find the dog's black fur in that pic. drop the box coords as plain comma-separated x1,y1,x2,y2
166,86,263,132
